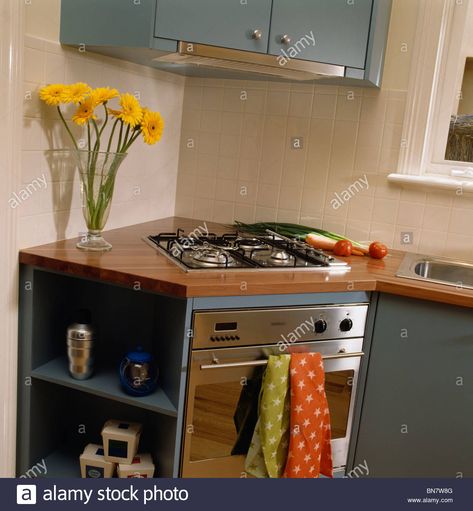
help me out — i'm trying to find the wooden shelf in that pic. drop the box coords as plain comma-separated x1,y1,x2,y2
32,357,177,417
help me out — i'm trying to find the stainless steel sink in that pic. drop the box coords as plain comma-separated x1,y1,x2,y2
396,253,473,290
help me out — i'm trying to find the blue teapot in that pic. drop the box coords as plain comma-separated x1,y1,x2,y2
119,347,158,396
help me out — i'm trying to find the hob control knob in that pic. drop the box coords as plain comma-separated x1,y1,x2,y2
314,320,327,334
340,318,353,332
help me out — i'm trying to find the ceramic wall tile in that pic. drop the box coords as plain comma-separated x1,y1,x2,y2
20,36,185,248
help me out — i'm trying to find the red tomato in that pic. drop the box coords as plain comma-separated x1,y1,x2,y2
369,242,388,259
333,239,353,257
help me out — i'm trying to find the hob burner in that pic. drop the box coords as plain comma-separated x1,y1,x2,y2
270,248,291,262
236,237,270,252
192,248,230,266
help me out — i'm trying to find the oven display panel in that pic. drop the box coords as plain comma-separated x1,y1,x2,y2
214,322,238,332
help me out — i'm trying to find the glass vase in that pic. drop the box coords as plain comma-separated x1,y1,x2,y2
75,150,127,251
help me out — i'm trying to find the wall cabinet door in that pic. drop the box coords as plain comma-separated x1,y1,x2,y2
269,0,373,68
354,294,473,477
155,0,272,53
61,0,157,47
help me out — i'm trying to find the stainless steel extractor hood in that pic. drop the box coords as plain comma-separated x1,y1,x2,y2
153,41,345,82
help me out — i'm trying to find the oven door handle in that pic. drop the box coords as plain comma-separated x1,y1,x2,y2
200,351,364,370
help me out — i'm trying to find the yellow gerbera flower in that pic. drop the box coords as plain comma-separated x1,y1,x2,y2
72,97,97,126
39,84,67,106
117,93,143,127
90,87,119,105
141,109,164,145
62,82,92,104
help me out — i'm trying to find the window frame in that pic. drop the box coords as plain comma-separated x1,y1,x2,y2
388,0,473,192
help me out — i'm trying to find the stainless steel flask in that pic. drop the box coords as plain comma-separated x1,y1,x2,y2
67,310,95,380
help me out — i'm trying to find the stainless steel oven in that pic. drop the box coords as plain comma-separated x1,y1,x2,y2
181,304,368,477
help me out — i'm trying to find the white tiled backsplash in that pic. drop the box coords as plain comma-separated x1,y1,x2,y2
175,78,473,261
20,35,185,248
174,0,473,261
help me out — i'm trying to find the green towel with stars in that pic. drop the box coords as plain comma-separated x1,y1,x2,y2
245,355,291,478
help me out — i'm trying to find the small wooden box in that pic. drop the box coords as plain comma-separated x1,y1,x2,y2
101,419,142,464
80,443,116,478
117,453,155,478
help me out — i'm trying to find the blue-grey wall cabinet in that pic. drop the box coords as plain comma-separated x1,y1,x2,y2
269,0,373,69
354,293,473,477
154,0,272,53
60,0,157,47
60,0,392,87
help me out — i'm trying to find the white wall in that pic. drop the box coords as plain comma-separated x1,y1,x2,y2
25,0,60,41
21,35,185,247
0,0,23,478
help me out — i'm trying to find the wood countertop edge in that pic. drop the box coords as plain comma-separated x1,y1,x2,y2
375,279,473,309
183,279,378,297
19,250,473,306
19,252,190,298
19,250,378,298
17,217,473,307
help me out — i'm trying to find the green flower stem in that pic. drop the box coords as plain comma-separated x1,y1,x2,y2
116,122,124,153
98,104,109,139
100,117,120,180
122,124,131,149
106,118,120,154
121,129,141,153
91,119,102,184
87,122,91,151
86,123,94,212
56,106,79,151
91,119,101,153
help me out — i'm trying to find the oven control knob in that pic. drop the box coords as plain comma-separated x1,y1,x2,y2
314,320,327,334
340,318,353,332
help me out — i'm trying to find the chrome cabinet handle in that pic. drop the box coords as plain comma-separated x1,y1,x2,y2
200,351,364,370
251,29,263,40
280,34,291,45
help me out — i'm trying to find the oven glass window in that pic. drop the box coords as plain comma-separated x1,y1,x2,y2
189,370,354,462
325,370,354,439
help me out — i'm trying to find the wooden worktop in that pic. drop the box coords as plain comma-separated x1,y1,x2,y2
19,216,473,307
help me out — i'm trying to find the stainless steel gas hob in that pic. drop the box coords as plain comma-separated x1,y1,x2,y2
145,228,350,272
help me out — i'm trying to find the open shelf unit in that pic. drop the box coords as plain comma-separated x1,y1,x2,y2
18,267,192,478
32,357,177,417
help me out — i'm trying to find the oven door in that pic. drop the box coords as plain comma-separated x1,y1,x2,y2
181,339,364,477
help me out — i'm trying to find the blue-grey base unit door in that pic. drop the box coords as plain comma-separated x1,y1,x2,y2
155,0,272,53
354,293,473,477
269,0,373,68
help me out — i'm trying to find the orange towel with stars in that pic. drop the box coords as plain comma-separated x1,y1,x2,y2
283,352,333,478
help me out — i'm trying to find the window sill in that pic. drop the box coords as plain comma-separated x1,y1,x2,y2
387,173,473,193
